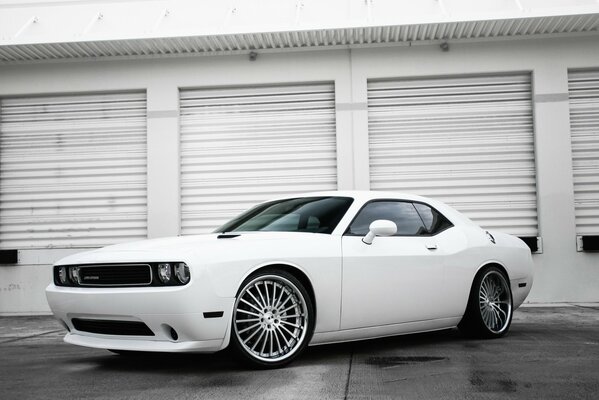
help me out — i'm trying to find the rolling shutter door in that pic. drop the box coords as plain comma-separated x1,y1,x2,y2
368,73,538,236
0,92,147,249
180,83,337,235
568,70,599,236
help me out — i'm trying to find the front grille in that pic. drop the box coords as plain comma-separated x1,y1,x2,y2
78,264,152,286
72,318,154,336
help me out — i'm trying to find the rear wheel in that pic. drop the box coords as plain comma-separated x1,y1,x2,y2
230,270,314,369
458,266,513,338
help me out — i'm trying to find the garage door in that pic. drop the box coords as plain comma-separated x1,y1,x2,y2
368,73,538,236
0,92,147,249
180,83,337,235
568,69,599,236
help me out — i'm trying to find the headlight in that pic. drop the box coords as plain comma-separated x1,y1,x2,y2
157,263,171,283
69,267,81,285
174,263,190,284
58,267,68,284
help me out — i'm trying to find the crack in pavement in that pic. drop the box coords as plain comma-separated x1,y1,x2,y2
0,329,63,345
570,304,599,312
343,349,354,400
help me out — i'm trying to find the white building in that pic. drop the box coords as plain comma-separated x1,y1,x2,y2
1,0,598,314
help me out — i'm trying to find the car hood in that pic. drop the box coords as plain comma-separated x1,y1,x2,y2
54,232,327,265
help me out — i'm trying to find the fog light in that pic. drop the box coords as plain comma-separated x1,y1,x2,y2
69,267,81,285
174,263,190,284
58,267,68,285
157,263,171,283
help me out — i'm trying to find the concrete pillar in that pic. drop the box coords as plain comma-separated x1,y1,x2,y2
349,50,371,190
334,51,355,190
146,84,180,238
529,65,578,301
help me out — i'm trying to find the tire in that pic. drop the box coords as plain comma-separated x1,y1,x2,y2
458,266,513,339
230,269,314,369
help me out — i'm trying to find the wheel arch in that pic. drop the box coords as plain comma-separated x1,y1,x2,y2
475,260,510,282
236,263,317,322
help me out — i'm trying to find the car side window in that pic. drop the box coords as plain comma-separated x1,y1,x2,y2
413,202,453,235
348,201,427,236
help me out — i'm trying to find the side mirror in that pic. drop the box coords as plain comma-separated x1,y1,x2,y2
362,219,397,245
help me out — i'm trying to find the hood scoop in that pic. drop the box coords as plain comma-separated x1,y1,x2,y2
217,234,241,239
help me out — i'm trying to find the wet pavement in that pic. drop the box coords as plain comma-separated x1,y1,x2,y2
1,305,598,399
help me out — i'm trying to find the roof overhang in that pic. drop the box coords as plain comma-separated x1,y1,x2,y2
1,0,598,63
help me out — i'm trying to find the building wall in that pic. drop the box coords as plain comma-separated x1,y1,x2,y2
0,35,598,314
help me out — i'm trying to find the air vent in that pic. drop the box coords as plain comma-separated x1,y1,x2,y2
578,235,599,252
0,250,18,264
72,318,154,336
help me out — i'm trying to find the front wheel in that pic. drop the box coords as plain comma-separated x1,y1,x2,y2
230,270,314,368
458,266,513,338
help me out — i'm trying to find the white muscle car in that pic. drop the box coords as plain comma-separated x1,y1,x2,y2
46,191,533,368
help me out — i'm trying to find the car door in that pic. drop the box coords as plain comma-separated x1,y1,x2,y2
340,200,452,330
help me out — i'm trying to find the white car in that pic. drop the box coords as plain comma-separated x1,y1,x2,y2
46,191,533,368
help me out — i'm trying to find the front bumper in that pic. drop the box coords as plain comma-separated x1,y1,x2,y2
64,332,225,353
46,280,235,353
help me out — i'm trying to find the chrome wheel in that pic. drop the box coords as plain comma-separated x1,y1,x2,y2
479,270,512,334
233,274,309,364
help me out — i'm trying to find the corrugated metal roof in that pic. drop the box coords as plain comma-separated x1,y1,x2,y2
0,0,598,62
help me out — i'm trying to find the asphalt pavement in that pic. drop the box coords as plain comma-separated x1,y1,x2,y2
1,305,598,400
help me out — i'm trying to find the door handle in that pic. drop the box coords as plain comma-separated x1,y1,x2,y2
426,244,438,250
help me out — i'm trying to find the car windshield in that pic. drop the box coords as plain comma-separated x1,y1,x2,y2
215,197,354,234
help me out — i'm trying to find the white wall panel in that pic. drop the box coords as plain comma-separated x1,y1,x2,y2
180,83,337,234
568,69,599,235
0,37,598,312
0,92,147,248
368,74,538,236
